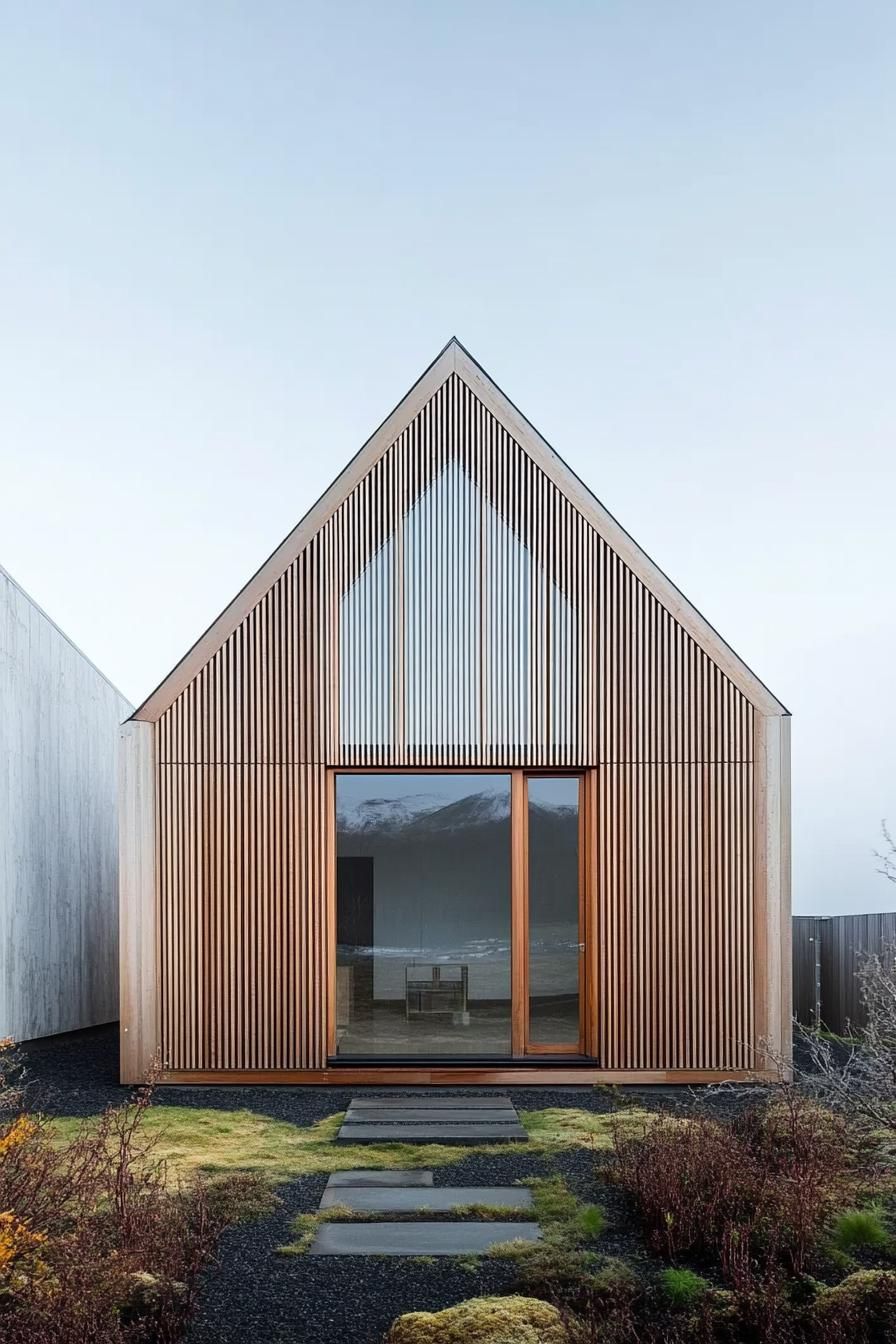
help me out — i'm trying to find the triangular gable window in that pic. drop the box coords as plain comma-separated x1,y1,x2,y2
340,458,576,755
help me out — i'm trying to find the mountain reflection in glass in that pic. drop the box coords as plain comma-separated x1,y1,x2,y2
527,777,581,1046
334,773,512,1056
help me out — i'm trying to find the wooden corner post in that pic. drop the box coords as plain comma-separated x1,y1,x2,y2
119,721,158,1084
753,712,792,1076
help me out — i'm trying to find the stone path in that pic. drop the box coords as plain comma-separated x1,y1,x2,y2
319,1185,533,1212
309,1220,540,1256
308,1165,541,1256
337,1093,527,1144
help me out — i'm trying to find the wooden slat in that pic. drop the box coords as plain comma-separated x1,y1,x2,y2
141,368,782,1076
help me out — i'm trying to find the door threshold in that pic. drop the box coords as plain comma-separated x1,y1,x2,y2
327,1055,594,1068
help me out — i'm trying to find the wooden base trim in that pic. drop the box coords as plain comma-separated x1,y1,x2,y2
160,1066,778,1086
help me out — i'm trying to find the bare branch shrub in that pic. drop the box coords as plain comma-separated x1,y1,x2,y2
874,820,896,885
0,1039,269,1343
796,945,896,1135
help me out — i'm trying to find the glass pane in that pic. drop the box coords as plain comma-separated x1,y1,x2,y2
335,773,512,1056
528,777,580,1046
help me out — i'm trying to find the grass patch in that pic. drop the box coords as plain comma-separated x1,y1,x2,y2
488,1174,606,1264
527,1173,581,1227
50,1104,650,1189
529,1176,605,1246
519,1107,647,1151
488,1237,542,1260
831,1203,892,1253
279,1202,364,1255
577,1203,606,1240
660,1266,711,1308
449,1203,528,1219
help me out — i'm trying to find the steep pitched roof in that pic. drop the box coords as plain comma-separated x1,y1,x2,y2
133,338,787,721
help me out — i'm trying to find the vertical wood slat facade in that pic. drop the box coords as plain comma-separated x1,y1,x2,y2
122,343,789,1081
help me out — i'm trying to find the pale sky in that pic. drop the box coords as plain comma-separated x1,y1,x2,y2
1,3,894,915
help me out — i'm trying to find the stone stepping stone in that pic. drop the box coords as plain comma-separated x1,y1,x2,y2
345,1106,515,1124
337,1094,526,1144
337,1122,527,1144
319,1185,533,1212
308,1220,541,1256
348,1096,516,1110
325,1170,433,1188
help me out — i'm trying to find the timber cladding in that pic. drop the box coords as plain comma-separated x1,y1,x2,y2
121,340,790,1083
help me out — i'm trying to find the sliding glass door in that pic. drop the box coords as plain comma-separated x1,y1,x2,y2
332,770,586,1060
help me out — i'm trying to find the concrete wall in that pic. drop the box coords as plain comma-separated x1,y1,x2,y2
0,565,132,1040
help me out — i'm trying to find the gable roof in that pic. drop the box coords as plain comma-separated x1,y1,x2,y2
132,338,788,721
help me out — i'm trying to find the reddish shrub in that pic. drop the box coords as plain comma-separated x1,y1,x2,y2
610,1090,851,1280
0,1042,259,1343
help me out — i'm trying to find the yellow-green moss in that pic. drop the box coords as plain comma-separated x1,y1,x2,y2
50,1104,649,1188
812,1269,896,1321
385,1294,567,1344
519,1107,648,1151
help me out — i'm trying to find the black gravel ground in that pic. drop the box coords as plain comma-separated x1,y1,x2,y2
18,1024,741,1344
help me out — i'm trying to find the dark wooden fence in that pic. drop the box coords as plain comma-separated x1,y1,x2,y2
793,912,896,1034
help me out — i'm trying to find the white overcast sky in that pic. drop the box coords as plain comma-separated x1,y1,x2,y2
1,3,894,915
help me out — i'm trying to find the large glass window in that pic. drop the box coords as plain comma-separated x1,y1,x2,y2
335,773,512,1056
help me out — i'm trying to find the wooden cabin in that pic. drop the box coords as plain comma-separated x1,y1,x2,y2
1,563,132,1041
120,340,790,1085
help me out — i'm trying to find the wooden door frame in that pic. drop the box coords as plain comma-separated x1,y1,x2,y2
326,765,595,1064
519,771,587,1057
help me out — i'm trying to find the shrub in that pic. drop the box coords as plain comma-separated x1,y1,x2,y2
202,1170,280,1225
660,1267,711,1309
385,1294,567,1344
512,1244,602,1311
0,1040,241,1343
544,1258,643,1344
0,1037,26,1110
811,1270,896,1341
832,1205,891,1254
611,1089,851,1279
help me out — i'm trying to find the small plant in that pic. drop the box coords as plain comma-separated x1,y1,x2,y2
511,1243,601,1305
832,1204,891,1252
203,1170,280,1225
527,1175,606,1250
577,1203,606,1241
279,1202,360,1255
660,1266,710,1308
